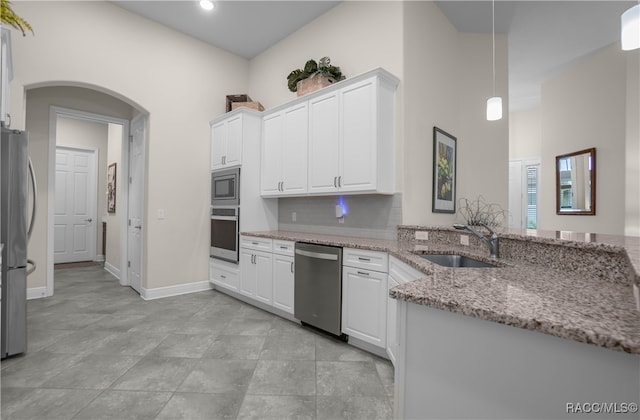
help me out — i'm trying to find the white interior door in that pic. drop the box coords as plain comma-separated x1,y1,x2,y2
54,147,97,263
127,115,145,294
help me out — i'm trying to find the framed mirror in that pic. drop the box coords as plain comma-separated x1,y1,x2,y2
556,148,596,215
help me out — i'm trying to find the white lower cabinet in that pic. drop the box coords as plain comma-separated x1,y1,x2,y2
272,254,294,314
387,256,425,366
240,248,273,304
209,258,240,291
342,248,389,349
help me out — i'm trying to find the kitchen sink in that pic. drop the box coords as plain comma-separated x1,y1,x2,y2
418,254,498,268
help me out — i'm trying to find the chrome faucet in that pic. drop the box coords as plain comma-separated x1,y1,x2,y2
453,224,500,259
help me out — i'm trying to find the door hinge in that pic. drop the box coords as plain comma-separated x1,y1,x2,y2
129,135,133,142
128,261,131,268
128,219,131,226
129,176,132,184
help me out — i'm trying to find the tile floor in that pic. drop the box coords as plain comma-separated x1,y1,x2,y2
1,265,394,419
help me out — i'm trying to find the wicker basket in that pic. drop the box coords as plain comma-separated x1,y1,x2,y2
297,75,336,97
231,101,265,112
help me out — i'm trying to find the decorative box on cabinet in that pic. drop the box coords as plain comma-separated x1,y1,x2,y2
342,248,389,349
210,109,261,171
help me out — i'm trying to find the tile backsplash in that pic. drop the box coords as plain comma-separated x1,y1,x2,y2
278,194,402,240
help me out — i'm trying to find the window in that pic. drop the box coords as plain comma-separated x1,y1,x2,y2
526,165,538,229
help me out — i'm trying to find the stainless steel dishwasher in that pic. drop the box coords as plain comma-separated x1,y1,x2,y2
294,242,344,337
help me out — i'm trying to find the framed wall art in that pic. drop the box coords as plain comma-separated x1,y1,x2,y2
432,127,457,213
107,162,116,213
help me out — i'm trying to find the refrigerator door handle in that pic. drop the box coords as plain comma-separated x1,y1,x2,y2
26,259,36,276
27,157,37,242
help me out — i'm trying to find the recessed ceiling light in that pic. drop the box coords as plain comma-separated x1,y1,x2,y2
199,0,214,11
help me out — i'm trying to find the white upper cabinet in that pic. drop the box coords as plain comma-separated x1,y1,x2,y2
261,102,308,196
210,111,248,171
1,26,13,127
308,70,398,195
260,68,399,197
308,92,341,194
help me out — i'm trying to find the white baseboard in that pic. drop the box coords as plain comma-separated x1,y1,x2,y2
141,280,213,300
94,255,105,262
27,287,48,300
104,261,121,279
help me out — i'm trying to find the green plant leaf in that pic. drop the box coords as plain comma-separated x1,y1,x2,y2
304,59,318,74
1,0,34,36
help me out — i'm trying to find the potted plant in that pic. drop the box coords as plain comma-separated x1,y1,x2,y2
1,0,33,36
287,57,344,96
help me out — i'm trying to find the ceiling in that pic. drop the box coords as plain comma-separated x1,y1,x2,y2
113,0,636,112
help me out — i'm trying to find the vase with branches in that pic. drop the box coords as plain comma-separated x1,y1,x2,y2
456,195,507,227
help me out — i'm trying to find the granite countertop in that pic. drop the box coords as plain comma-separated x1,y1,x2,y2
242,230,640,355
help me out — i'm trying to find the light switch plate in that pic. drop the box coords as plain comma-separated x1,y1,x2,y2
460,235,469,246
157,209,166,220
292,212,297,222
415,231,429,241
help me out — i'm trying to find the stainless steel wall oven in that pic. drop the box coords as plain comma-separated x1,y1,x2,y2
210,206,239,263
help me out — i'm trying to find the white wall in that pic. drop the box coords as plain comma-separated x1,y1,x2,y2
539,44,627,235
402,2,509,226
625,49,640,237
106,123,122,272
509,107,541,160
13,1,249,291
25,86,133,290
56,116,108,260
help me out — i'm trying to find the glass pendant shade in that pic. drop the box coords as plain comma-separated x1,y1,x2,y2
486,96,503,121
622,4,640,51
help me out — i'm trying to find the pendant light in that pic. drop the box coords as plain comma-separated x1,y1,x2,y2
621,4,640,51
486,0,503,121
199,0,214,11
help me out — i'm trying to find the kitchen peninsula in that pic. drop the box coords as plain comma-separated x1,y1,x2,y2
240,226,640,419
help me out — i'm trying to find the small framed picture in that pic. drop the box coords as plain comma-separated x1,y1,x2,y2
432,127,457,213
107,163,116,213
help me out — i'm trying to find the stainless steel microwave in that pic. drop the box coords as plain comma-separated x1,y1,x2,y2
211,167,240,207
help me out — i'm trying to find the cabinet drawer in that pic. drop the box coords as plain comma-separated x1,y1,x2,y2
240,235,273,252
209,258,239,290
343,248,388,273
273,240,295,256
389,255,425,284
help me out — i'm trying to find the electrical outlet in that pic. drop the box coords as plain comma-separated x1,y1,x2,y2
157,209,166,220
415,231,429,241
292,212,297,222
460,235,469,246
634,284,640,311
338,217,344,224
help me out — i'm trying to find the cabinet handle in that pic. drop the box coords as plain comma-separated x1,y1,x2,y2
338,176,342,187
280,246,288,250
358,257,371,262
252,242,259,245
220,274,226,279
334,176,337,188
357,270,370,276
290,262,294,273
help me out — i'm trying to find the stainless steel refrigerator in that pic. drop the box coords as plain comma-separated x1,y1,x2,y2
1,127,36,359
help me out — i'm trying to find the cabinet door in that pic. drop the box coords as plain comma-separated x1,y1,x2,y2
308,92,340,194
254,251,273,305
273,254,294,314
211,121,227,170
239,248,257,298
225,114,243,167
281,103,308,195
340,78,377,192
386,274,399,365
261,112,284,196
342,266,387,348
